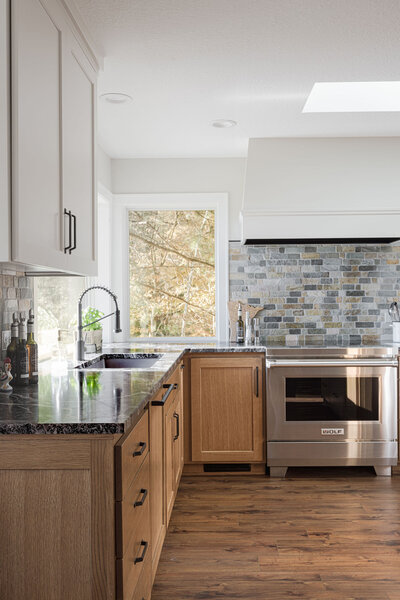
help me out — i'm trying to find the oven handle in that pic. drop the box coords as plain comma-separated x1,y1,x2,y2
266,359,398,368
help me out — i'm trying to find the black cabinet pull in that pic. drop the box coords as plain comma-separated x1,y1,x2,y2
134,488,148,507
70,213,77,253
152,383,178,406
173,411,179,441
255,366,259,397
64,209,72,253
133,441,146,457
134,540,148,564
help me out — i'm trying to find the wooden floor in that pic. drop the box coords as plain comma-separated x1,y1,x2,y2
152,468,400,600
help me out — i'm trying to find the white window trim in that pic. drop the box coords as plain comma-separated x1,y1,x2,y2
111,192,229,342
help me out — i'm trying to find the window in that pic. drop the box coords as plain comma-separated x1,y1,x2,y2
113,193,228,341
34,276,85,361
129,210,215,337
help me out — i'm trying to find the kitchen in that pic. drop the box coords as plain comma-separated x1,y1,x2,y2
1,1,400,599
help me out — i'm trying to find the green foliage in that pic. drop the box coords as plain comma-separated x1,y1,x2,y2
82,307,104,331
84,372,102,397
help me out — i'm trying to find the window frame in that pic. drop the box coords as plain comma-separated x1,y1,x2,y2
112,193,229,343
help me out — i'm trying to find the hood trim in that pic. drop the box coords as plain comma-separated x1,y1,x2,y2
244,237,400,246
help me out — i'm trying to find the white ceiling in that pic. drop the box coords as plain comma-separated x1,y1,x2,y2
75,0,400,158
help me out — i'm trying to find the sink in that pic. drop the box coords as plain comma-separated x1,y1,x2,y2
77,353,162,370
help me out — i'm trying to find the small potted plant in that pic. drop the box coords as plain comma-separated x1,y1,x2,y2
82,307,104,353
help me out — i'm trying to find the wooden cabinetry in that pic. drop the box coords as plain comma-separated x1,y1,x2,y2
150,364,184,579
0,435,118,600
190,355,264,463
116,410,151,600
1,0,98,275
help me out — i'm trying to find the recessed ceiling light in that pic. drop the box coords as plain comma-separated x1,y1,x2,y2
303,81,400,113
100,93,133,105
211,119,237,128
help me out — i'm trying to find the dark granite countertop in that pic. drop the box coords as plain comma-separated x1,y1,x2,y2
0,340,397,435
0,342,266,435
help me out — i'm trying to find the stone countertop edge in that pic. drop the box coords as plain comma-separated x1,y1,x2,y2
0,345,266,436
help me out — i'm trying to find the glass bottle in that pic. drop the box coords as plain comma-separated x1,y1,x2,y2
6,313,19,384
27,309,38,384
236,303,244,344
16,313,29,386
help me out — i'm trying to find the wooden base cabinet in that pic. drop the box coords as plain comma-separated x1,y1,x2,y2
116,411,151,600
190,355,264,463
150,364,184,581
165,382,184,525
0,435,118,600
149,392,167,581
0,363,187,600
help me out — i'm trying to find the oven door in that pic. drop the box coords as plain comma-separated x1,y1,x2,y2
267,361,397,442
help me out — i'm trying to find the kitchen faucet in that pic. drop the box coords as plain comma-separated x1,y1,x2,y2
77,285,122,361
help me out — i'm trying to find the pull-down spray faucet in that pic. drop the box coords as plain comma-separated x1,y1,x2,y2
77,285,122,361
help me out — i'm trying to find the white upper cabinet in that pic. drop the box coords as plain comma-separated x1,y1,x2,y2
62,31,97,275
0,0,10,260
1,0,99,275
11,0,65,270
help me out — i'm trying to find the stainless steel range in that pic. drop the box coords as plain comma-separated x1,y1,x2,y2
266,347,398,477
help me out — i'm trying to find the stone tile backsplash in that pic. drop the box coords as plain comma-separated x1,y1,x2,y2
0,269,33,358
229,242,399,346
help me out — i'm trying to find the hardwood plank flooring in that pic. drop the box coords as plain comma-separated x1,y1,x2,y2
152,468,400,599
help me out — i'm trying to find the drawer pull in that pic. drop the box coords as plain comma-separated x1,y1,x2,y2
173,411,180,441
133,441,147,457
134,540,148,564
134,488,148,508
64,209,72,253
70,213,77,253
152,383,178,406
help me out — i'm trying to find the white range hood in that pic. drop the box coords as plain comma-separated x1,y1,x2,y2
241,137,400,244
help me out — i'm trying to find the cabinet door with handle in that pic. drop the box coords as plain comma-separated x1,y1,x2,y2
62,29,97,275
164,388,183,526
191,356,264,462
172,391,184,493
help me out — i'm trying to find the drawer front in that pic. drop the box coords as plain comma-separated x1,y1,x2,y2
116,499,151,600
116,454,150,558
132,556,152,600
116,410,149,500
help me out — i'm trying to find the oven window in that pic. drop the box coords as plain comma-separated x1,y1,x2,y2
285,377,379,421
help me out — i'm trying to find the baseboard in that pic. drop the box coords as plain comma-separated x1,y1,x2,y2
183,463,266,476
392,463,400,475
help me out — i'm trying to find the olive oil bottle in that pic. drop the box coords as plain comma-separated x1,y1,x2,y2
27,309,38,384
6,313,19,384
16,313,29,386
236,302,244,344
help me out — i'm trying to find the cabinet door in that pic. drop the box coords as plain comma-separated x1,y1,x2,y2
150,399,166,581
164,397,175,525
191,356,264,462
62,31,97,275
172,390,184,492
0,0,10,261
11,0,66,270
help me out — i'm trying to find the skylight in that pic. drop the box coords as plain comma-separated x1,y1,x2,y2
303,81,400,113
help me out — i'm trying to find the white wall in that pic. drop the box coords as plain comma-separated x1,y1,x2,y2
111,157,246,240
97,145,112,191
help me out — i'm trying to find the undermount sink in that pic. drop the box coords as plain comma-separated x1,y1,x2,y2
77,353,162,370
